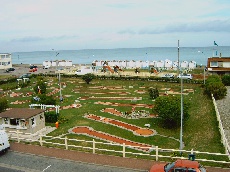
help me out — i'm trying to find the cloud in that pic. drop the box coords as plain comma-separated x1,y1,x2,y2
10,35,79,42
137,19,230,34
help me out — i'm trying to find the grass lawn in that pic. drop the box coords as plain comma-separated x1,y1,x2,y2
1,75,228,166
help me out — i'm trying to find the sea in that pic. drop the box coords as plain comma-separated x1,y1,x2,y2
11,46,230,66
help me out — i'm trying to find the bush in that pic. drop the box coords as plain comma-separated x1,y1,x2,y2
205,75,227,100
45,111,59,123
0,98,8,112
148,87,159,99
222,75,230,86
31,94,56,105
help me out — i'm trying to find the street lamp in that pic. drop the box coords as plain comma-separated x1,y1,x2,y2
178,40,184,153
203,66,206,85
180,74,184,153
59,72,63,103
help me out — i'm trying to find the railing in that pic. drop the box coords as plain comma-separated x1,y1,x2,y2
7,130,230,165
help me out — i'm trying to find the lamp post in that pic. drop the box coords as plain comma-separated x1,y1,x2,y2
177,40,180,76
203,66,206,85
180,75,184,153
59,72,63,103
178,40,184,154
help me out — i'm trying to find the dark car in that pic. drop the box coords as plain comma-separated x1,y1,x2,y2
5,67,15,72
149,159,207,172
29,65,37,69
19,73,31,78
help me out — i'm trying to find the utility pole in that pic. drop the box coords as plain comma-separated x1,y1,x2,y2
177,40,180,76
59,72,63,103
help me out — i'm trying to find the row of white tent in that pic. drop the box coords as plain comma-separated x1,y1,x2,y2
92,60,197,69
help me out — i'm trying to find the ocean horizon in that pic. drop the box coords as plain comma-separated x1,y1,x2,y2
11,46,230,66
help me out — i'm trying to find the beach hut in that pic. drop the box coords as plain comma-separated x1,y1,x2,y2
172,61,179,70
128,60,136,69
142,61,149,69
181,61,189,69
164,59,173,69
135,60,142,68
156,60,164,68
188,61,197,69
121,60,127,68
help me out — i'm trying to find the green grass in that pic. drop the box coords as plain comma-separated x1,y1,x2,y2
1,75,229,167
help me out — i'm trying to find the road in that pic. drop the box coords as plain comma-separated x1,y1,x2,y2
0,151,146,172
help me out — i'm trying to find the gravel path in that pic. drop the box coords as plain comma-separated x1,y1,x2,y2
215,86,230,143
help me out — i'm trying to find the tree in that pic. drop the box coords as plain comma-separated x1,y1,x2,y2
33,77,47,94
154,95,190,128
148,87,159,99
82,73,96,84
0,98,8,113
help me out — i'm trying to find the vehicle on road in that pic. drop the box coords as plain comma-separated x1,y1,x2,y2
0,130,10,153
29,65,37,69
177,73,193,79
149,159,207,172
19,73,31,79
161,73,175,79
43,65,50,69
5,68,15,73
75,66,94,75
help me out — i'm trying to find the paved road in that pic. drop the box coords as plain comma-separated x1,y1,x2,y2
0,151,146,172
10,142,230,172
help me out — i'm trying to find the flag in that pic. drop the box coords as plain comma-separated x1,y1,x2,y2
214,41,218,46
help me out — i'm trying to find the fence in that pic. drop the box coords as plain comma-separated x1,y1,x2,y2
212,94,230,159
7,130,230,165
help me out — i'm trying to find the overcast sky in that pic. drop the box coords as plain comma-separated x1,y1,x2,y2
1,0,230,52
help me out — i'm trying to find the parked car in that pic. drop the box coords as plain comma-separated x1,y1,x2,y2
149,159,207,172
5,67,15,72
29,65,37,69
161,73,175,79
43,65,50,69
0,130,10,153
19,73,31,78
177,73,193,79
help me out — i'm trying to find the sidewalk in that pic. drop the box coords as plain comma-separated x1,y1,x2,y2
10,142,230,172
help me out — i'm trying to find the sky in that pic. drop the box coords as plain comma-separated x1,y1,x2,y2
1,0,230,52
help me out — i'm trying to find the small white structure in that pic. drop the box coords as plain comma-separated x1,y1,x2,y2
181,61,189,69
75,66,94,75
188,61,197,69
43,60,73,67
0,53,12,70
165,59,173,69
156,60,164,68
172,61,179,69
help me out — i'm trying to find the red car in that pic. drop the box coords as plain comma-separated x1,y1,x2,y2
149,159,207,172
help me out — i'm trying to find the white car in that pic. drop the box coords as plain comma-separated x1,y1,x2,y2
177,73,193,79
161,73,175,79
43,65,50,69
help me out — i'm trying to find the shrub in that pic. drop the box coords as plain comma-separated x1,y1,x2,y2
45,111,59,123
0,98,8,112
148,87,159,99
222,75,230,86
204,75,227,99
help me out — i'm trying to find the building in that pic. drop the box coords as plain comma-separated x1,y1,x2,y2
207,57,230,75
0,108,46,134
0,53,12,70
